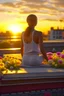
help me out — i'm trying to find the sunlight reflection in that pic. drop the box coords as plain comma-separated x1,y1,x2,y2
3,68,27,74
47,69,53,72
12,35,18,38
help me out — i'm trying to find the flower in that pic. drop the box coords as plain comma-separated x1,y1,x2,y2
47,52,53,55
0,63,4,67
0,50,64,73
48,56,52,60
48,60,53,64
16,60,21,66
55,64,57,67
61,54,64,58
47,50,64,68
9,66,14,71
0,56,2,59
58,60,62,64
57,52,61,56
62,50,64,54
52,62,55,65
0,62,5,72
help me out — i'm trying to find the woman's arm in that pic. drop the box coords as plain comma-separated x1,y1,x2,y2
21,33,23,57
39,32,48,61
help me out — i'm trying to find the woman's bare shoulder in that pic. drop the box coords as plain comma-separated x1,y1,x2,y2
22,31,24,35
35,30,42,34
21,32,25,40
35,30,43,37
21,32,24,37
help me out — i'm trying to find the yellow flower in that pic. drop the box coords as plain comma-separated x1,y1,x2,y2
52,62,55,65
55,64,57,67
0,63,4,67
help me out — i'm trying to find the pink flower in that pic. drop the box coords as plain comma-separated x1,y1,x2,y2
58,60,62,64
0,56,2,59
47,52,53,55
61,54,64,58
57,52,61,56
48,56,52,60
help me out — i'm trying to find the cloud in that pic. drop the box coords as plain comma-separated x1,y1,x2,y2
0,3,19,14
21,0,45,4
0,9,6,12
2,2,15,7
52,0,64,7
0,0,64,21
0,0,16,3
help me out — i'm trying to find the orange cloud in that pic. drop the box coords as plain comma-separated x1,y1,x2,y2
0,0,64,21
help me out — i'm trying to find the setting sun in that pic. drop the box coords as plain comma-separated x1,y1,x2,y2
8,24,23,34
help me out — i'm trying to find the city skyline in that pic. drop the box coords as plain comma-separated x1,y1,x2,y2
0,0,64,34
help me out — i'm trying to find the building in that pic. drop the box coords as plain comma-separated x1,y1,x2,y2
49,27,64,40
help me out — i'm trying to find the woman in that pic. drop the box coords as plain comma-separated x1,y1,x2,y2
21,14,48,66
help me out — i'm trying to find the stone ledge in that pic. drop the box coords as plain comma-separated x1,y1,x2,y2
2,67,64,80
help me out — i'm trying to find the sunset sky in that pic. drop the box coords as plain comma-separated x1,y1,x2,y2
0,0,64,35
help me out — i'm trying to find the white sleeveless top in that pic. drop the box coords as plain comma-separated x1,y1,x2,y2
22,31,40,55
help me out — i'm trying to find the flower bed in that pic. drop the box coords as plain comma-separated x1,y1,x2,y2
47,50,64,68
0,56,21,73
0,50,64,73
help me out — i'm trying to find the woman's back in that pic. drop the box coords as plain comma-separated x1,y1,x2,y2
22,30,41,55
23,29,39,43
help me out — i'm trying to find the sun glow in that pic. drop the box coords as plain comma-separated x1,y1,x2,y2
8,24,23,34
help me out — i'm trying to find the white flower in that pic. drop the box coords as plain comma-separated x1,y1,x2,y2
48,60,53,64
5,61,10,65
10,66,14,70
